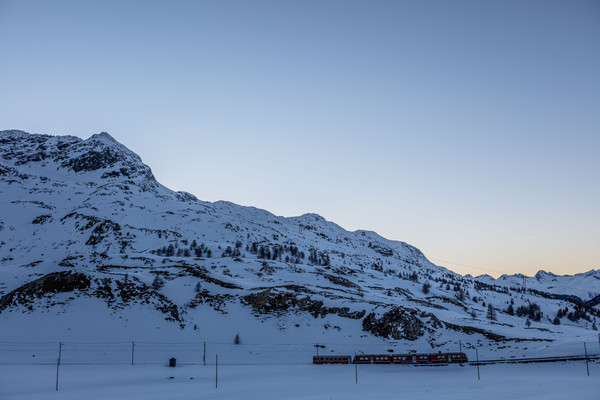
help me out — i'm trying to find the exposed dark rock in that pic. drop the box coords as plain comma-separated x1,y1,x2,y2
319,273,360,290
181,266,242,290
362,307,424,340
62,149,122,172
32,214,53,224
368,242,393,257
187,289,234,314
243,288,365,320
443,321,516,342
0,271,90,312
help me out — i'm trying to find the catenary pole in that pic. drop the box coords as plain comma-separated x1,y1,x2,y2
131,341,135,365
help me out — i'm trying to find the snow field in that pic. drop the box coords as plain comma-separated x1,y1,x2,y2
1,361,599,399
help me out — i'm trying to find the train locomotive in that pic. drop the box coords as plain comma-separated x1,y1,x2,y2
313,352,467,365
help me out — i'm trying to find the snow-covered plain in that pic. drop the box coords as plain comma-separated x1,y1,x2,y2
1,362,599,400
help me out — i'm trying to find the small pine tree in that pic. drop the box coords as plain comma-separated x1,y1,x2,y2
486,304,497,321
525,318,531,327
234,334,241,344
166,244,175,257
151,274,164,290
552,316,561,325
506,304,515,316
422,282,431,294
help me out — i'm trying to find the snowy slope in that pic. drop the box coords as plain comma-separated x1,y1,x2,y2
0,130,598,359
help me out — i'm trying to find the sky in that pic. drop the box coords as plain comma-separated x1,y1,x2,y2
0,0,598,278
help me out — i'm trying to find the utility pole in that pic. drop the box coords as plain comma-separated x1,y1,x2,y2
215,355,218,389
56,342,62,391
476,348,480,381
131,342,135,366
55,358,60,391
459,340,463,366
584,343,589,376
203,342,206,366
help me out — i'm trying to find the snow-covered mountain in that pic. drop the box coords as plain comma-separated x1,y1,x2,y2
1,130,598,359
474,270,600,304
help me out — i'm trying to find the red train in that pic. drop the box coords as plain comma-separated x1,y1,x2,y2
313,352,467,365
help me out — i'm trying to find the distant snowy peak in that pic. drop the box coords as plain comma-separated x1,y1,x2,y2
478,269,600,301
0,129,155,182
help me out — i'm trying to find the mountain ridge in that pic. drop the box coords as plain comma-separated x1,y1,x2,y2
1,130,598,358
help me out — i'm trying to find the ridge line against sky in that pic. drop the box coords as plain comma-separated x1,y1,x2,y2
0,0,598,277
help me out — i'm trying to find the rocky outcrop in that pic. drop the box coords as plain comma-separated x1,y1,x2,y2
243,288,365,320
0,271,90,312
362,306,424,340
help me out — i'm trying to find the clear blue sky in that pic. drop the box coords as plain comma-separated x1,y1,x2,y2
1,0,599,277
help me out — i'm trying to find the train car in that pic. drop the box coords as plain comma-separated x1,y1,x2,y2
392,354,414,364
414,354,431,363
313,355,351,364
353,355,373,364
372,355,392,364
449,353,468,363
430,353,449,363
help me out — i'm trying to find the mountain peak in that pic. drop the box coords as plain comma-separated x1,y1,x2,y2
86,131,117,144
0,129,156,183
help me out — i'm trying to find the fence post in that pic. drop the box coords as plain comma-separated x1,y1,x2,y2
131,341,135,366
355,362,358,384
476,348,480,380
55,358,60,391
58,342,62,366
584,343,589,376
